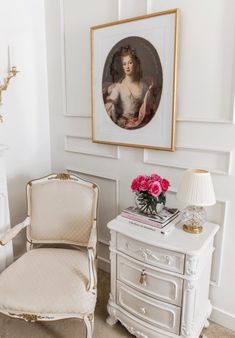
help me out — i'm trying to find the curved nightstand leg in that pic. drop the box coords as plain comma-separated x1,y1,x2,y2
106,315,118,326
204,320,210,329
106,303,118,326
200,319,210,338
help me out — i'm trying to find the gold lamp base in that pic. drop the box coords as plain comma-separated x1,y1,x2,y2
183,224,203,234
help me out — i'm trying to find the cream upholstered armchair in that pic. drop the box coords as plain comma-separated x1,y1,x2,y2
0,173,99,338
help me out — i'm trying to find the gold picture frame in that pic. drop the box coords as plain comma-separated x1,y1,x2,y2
91,9,179,151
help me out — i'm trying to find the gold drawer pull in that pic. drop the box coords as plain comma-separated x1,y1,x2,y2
139,269,147,286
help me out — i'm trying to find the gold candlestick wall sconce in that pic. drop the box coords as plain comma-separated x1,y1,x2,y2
0,66,19,122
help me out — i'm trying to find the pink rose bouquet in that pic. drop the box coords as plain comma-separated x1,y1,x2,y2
131,173,170,214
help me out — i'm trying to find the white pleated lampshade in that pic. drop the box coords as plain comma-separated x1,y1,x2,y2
176,169,216,206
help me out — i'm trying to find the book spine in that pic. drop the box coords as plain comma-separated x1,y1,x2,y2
116,216,158,231
117,215,178,234
160,216,181,235
120,212,163,228
121,211,179,228
121,209,179,225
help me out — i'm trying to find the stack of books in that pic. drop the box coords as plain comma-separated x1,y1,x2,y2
119,206,180,234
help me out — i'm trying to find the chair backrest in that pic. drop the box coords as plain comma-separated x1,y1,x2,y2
26,173,99,246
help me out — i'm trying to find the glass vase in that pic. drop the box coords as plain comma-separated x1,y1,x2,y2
135,192,166,215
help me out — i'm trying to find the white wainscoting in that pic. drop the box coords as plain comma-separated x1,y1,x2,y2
65,135,120,159
177,117,235,125
64,116,92,137
144,146,232,175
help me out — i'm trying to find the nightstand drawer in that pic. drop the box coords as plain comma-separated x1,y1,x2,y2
117,281,181,335
117,255,183,306
117,233,185,274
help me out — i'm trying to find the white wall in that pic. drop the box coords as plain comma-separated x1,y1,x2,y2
45,0,235,331
0,0,51,256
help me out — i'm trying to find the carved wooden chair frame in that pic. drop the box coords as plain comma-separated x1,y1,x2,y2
0,173,99,338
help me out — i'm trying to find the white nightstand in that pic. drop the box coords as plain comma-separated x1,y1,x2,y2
106,216,219,338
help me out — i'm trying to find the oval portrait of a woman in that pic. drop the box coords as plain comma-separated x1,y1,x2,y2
102,36,163,130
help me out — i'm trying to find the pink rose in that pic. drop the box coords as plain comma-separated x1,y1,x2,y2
151,174,161,182
161,179,170,192
149,181,162,197
147,179,154,193
137,175,148,183
131,178,140,192
139,179,148,191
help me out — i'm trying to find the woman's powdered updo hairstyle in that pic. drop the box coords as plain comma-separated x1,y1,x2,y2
110,45,143,83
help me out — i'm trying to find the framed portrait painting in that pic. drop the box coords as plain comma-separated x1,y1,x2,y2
91,9,179,151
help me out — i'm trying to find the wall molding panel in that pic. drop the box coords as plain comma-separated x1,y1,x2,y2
118,0,147,19
60,0,91,117
144,146,232,175
233,94,235,124
64,116,92,138
60,0,92,117
177,117,235,125
65,135,120,159
65,115,92,119
59,0,68,117
209,201,228,287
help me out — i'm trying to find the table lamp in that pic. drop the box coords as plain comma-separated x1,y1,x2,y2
176,169,216,234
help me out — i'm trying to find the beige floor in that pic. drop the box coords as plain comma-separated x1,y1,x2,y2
0,270,234,338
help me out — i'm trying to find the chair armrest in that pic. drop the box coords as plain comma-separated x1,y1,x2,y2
87,247,97,293
0,217,30,246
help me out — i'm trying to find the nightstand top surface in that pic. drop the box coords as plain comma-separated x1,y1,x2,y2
107,216,219,255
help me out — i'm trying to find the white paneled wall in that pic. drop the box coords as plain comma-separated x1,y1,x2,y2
45,0,235,331
61,0,119,117
118,0,147,18
0,0,51,258
65,136,120,159
149,0,235,123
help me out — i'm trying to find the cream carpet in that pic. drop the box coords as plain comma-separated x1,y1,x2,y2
0,270,234,338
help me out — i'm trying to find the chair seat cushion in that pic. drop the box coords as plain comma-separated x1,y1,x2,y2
0,248,96,316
